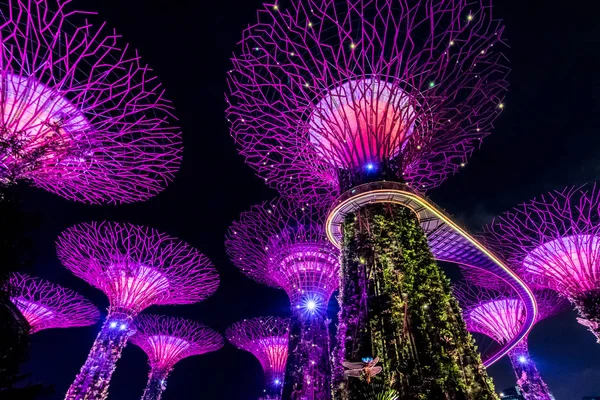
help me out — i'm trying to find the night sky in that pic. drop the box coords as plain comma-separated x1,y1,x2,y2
11,0,600,399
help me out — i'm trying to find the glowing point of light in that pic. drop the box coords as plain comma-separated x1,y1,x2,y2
518,356,527,364
499,103,505,109
120,324,127,330
366,163,374,171
274,379,281,385
110,322,117,328
306,300,317,311
429,81,435,88
350,43,356,49
467,14,474,21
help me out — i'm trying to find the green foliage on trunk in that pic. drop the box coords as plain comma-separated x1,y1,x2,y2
334,203,498,400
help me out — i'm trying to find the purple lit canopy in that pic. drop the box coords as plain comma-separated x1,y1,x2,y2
226,317,290,389
56,221,219,317
7,273,99,333
0,0,182,203
484,184,600,340
227,0,508,202
226,198,339,312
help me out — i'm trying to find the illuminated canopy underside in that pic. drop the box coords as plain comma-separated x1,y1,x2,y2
104,265,170,311
147,335,190,368
308,78,415,168
0,73,91,183
269,244,339,308
12,298,55,328
468,299,524,344
523,234,600,294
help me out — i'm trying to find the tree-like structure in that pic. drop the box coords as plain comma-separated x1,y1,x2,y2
227,317,290,400
0,0,181,204
6,273,99,334
227,1,507,398
226,199,339,400
454,283,567,400
130,314,223,400
484,185,600,342
57,221,219,400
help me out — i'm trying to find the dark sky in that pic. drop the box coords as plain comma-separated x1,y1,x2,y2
12,0,600,399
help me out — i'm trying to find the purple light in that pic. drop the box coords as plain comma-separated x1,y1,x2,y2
484,184,600,342
226,317,290,398
455,282,565,400
0,0,182,204
7,273,99,334
226,199,339,310
130,314,223,399
226,200,337,399
60,221,218,400
226,0,508,202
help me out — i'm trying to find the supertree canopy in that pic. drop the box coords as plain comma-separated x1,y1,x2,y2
57,221,219,400
227,317,290,400
7,273,99,334
226,199,339,400
455,283,567,400
130,314,223,400
0,0,181,204
228,1,508,398
484,184,600,342
227,0,508,199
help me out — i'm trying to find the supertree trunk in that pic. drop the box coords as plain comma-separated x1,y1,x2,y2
282,314,332,400
508,342,552,400
571,290,600,343
333,203,497,400
140,368,171,400
65,314,133,400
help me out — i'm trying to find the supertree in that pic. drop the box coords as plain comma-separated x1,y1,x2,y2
227,0,510,398
484,184,600,342
0,0,181,204
6,273,99,334
56,221,219,400
226,199,339,400
454,283,567,400
226,317,290,400
130,314,223,400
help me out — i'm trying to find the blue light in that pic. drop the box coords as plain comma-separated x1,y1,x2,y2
119,324,127,330
518,356,527,364
109,322,117,328
366,163,374,170
274,379,281,385
300,295,322,317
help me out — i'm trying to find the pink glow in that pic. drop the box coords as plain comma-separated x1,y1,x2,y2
308,79,415,168
147,335,190,367
468,299,524,343
7,273,99,333
0,0,182,204
258,337,289,376
227,0,508,201
130,315,223,374
226,199,339,309
57,222,219,316
12,298,54,329
523,235,600,294
226,317,290,382
0,73,90,175
105,265,170,311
